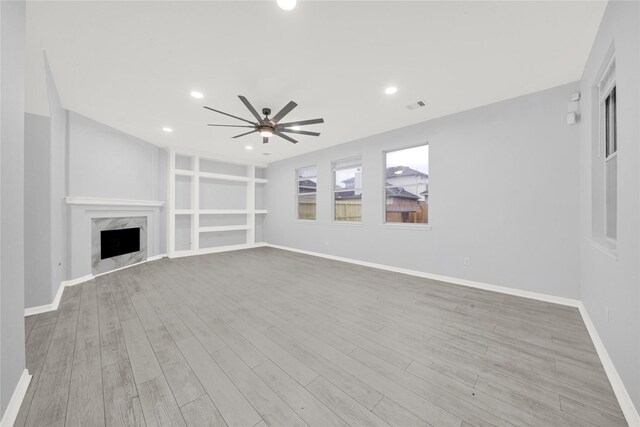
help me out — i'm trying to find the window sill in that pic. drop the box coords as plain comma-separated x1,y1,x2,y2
588,237,618,260
332,221,363,227
382,223,431,230
296,219,318,224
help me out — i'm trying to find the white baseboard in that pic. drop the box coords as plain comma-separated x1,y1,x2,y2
24,253,168,317
147,253,167,262
169,242,267,259
578,303,640,426
265,243,639,425
0,369,31,427
265,244,580,307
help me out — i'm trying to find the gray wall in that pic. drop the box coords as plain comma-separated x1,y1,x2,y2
0,0,26,418
45,55,68,306
24,113,52,308
265,83,580,299
23,107,168,307
68,112,165,201
578,0,640,412
66,111,167,279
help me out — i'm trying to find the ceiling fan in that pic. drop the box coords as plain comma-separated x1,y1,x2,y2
204,95,324,144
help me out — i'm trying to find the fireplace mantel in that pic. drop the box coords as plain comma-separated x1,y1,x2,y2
65,196,165,207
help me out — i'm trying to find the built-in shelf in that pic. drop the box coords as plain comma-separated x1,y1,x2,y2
199,209,248,215
199,171,251,182
65,197,165,207
199,225,250,233
169,151,266,257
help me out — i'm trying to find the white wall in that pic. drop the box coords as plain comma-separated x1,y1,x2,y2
265,83,580,298
579,0,640,413
0,0,26,419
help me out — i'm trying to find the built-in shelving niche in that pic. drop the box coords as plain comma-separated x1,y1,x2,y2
168,151,267,257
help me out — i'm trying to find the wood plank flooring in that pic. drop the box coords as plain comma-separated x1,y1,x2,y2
17,247,627,426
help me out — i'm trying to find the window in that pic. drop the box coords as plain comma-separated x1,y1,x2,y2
384,145,429,224
296,166,317,220
332,157,362,222
600,57,617,241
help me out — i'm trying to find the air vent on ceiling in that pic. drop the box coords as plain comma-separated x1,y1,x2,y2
406,101,426,111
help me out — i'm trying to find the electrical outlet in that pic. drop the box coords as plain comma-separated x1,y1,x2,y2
463,257,471,266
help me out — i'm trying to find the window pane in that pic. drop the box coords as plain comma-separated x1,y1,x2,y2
334,192,361,221
297,178,317,194
297,166,317,179
298,194,316,220
334,167,361,190
385,145,429,224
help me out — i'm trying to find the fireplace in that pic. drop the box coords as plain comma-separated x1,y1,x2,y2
91,216,147,274
101,227,141,260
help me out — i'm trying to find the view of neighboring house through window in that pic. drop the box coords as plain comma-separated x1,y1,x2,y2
384,144,429,224
333,157,362,222
600,57,617,241
296,165,317,220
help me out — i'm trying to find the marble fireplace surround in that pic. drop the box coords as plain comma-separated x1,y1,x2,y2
91,216,147,275
66,197,165,279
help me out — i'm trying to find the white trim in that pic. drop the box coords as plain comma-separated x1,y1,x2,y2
199,225,250,233
24,254,167,316
265,243,639,425
0,369,32,427
265,244,580,307
578,303,640,426
199,171,251,182
65,197,165,207
382,223,432,231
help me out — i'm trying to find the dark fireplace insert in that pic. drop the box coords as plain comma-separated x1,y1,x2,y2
101,227,140,260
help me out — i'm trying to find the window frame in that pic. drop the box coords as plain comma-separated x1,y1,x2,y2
332,156,363,224
382,143,430,228
295,165,318,221
598,55,617,242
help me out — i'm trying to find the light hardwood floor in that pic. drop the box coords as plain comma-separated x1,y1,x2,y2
16,247,626,426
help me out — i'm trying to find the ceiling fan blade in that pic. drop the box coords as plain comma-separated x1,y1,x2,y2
207,124,255,128
280,128,321,137
278,118,324,127
271,101,298,123
232,129,258,139
275,132,298,144
203,106,256,125
263,137,269,144
238,95,263,123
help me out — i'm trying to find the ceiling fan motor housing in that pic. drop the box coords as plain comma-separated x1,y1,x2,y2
262,108,271,117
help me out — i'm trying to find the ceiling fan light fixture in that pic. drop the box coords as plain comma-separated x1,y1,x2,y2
259,128,274,138
277,0,296,11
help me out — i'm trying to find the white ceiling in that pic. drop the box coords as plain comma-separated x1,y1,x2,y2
26,0,606,164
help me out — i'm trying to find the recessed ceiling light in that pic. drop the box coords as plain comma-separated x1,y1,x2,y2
277,0,296,11
162,127,173,133
245,146,254,150
190,91,204,99
385,86,398,95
